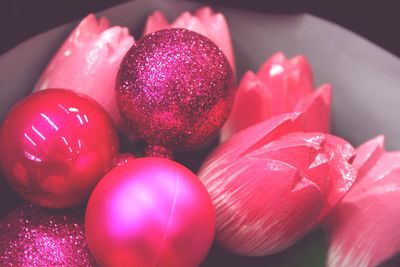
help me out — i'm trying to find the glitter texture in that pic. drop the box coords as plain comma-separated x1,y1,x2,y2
0,204,96,266
116,29,235,154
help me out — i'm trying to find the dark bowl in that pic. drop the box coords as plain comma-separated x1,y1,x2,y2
1,0,400,266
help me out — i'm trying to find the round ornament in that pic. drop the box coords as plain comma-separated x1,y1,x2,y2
0,89,119,208
0,204,96,266
85,157,215,267
116,28,235,156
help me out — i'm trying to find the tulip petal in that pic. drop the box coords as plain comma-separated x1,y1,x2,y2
143,11,169,36
220,71,271,142
351,135,385,182
351,152,400,197
194,7,235,72
297,84,332,132
221,52,331,142
287,55,314,107
257,52,314,114
34,14,135,127
317,135,356,221
201,156,323,256
207,113,304,165
201,114,355,256
325,140,400,267
306,152,330,197
249,132,325,172
248,132,331,195
172,12,209,36
257,52,290,115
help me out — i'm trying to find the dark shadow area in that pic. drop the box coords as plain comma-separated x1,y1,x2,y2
1,1,399,57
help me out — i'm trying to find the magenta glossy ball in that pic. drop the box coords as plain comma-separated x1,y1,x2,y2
85,157,215,267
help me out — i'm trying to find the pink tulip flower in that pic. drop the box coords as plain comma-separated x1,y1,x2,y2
198,112,355,256
34,14,135,128
325,136,400,267
143,7,235,72
221,52,331,142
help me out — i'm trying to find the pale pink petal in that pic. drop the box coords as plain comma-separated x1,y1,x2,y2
143,11,169,36
317,134,356,221
249,132,330,194
200,155,322,256
351,135,385,182
194,7,235,72
213,112,304,162
249,132,325,172
327,184,400,267
258,52,314,114
287,55,314,107
172,12,209,36
325,138,400,267
223,52,328,142
34,14,135,128
297,84,332,132
194,6,214,23
220,71,271,142
257,52,291,115
351,152,400,196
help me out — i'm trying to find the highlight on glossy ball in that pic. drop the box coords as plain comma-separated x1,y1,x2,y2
116,28,235,153
85,157,215,267
0,89,119,208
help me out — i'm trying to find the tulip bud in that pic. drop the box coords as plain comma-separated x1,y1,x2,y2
34,14,135,128
199,113,355,256
221,52,332,142
325,136,400,267
143,7,235,72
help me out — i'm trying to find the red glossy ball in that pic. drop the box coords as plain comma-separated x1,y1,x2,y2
85,158,215,267
116,29,235,155
0,89,118,208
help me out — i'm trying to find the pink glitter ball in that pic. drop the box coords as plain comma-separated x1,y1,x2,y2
0,205,96,266
116,28,235,156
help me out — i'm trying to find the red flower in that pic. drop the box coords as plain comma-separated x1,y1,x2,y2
221,52,331,142
34,14,135,128
143,7,235,72
325,136,400,267
199,113,355,256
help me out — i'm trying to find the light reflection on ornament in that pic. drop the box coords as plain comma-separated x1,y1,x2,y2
0,89,118,208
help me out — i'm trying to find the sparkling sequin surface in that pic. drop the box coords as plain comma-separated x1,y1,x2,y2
116,28,235,153
0,205,96,266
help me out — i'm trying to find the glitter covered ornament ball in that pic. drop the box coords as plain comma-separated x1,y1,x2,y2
116,29,235,156
85,158,215,267
0,204,96,266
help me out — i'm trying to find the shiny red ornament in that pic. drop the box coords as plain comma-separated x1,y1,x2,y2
116,28,235,157
199,113,356,256
0,89,118,208
85,157,215,267
0,204,96,266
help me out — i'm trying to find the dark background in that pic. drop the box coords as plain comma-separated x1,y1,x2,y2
0,0,399,58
